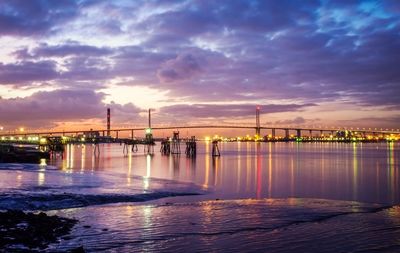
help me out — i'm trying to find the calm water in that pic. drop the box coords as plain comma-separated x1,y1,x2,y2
1,142,400,252
47,141,399,205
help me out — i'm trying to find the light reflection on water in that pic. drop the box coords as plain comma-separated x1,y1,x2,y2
45,142,400,205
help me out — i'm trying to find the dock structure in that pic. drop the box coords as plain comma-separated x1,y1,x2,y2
185,136,196,157
171,131,181,154
160,138,171,155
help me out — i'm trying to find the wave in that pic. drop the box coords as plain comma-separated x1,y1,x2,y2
0,192,200,211
0,163,58,171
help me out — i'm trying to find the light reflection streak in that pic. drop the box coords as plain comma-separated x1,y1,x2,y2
376,160,380,201
16,173,22,188
63,144,74,171
81,144,85,171
143,154,151,190
91,146,95,171
388,142,395,202
290,152,294,196
352,143,358,200
143,205,153,233
127,148,132,186
256,143,261,198
237,141,241,193
246,142,251,192
268,142,272,198
320,143,325,194
70,144,74,170
203,142,210,188
173,154,180,179
38,158,46,186
212,156,219,186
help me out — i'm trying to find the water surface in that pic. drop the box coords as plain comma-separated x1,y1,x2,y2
44,142,400,205
1,142,399,252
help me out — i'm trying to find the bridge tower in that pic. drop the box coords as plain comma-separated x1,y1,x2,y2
148,108,152,129
107,108,111,136
256,106,261,137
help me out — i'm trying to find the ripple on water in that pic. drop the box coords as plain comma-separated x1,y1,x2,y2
48,199,400,253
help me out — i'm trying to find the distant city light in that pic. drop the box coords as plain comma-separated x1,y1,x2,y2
19,127,24,132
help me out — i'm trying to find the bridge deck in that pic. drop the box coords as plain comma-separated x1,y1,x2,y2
0,125,399,137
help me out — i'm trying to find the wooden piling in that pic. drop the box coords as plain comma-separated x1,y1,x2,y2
212,140,220,156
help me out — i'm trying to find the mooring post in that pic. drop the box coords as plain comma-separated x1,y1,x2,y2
171,131,181,154
185,136,196,157
212,140,220,157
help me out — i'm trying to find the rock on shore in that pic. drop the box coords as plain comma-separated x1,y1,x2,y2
0,210,77,252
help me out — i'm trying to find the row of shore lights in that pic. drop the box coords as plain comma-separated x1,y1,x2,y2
0,126,24,132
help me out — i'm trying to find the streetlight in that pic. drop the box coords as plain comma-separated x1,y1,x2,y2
19,127,24,132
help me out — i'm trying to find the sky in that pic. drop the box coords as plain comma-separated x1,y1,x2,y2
0,0,400,134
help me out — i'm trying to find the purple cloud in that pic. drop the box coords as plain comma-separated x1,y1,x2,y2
17,43,113,58
0,89,145,129
157,52,205,83
0,0,79,36
0,61,59,85
159,103,316,119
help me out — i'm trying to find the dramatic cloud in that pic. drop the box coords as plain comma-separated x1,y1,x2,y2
0,89,104,123
275,117,307,125
1,0,400,129
0,61,59,85
0,89,144,129
157,52,205,83
16,43,113,58
159,103,316,119
0,0,79,36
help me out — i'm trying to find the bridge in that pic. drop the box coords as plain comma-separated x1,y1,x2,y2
0,107,399,141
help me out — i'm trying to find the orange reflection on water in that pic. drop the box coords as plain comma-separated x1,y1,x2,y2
387,142,396,202
256,143,262,198
81,144,85,172
353,143,358,200
268,142,272,198
127,148,132,186
236,141,242,193
212,156,219,186
203,142,210,189
246,142,251,193
143,154,151,190
63,144,74,171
